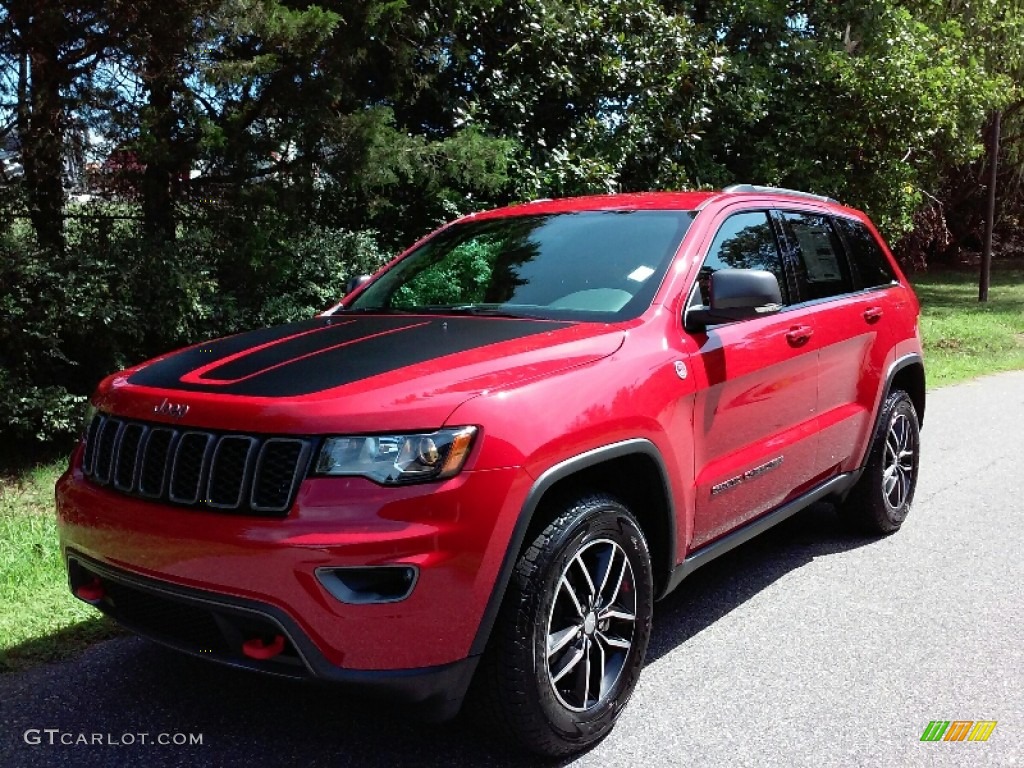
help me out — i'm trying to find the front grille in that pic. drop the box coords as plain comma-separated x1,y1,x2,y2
82,413,313,515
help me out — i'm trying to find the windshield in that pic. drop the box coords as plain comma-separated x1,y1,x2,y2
344,210,694,321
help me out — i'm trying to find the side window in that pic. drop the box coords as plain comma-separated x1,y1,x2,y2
834,217,898,289
780,211,855,302
697,211,787,306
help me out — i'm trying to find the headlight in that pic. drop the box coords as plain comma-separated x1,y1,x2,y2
315,427,477,485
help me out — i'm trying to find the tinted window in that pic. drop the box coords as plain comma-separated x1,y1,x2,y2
697,211,787,305
835,217,898,289
348,211,693,321
781,212,854,301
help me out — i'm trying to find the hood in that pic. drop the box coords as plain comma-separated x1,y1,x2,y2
97,314,625,433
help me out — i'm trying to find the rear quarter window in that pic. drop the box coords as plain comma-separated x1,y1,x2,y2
779,211,854,302
834,217,898,290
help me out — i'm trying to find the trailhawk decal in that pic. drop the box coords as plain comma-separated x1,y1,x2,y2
711,456,784,496
127,315,573,397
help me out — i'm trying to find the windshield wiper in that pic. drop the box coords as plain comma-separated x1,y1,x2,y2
331,306,420,314
334,304,538,319
416,305,535,319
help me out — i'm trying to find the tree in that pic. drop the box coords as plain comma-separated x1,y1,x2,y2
0,1,109,252
682,1,1006,241
107,1,219,240
439,0,719,197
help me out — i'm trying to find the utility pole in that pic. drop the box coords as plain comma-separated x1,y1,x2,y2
980,110,1000,303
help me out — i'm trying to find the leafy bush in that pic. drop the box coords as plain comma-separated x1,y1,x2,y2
0,208,387,448
0,234,91,444
258,227,389,325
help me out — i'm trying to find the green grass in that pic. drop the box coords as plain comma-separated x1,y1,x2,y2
0,462,121,672
914,267,1024,388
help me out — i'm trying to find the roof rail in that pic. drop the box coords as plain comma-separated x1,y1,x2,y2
722,184,839,205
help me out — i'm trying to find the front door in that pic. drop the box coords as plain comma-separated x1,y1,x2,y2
686,209,821,549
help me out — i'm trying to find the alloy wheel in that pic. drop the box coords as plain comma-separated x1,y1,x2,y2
545,538,637,712
882,411,915,510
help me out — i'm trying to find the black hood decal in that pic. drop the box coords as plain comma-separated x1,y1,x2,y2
127,315,574,397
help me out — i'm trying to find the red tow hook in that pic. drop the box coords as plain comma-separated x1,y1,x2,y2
242,635,286,660
75,577,105,603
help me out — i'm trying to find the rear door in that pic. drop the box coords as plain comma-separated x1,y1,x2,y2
686,209,821,549
774,210,903,477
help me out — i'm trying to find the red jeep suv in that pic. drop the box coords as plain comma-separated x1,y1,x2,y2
57,186,924,755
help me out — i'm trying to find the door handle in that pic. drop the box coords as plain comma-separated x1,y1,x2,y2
786,325,813,346
863,306,883,323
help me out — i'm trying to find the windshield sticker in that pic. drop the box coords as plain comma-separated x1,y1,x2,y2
627,266,655,282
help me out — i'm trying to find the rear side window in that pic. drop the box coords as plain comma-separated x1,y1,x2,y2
697,211,788,305
780,211,854,302
834,217,898,289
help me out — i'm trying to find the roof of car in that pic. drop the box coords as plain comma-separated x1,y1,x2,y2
463,186,846,221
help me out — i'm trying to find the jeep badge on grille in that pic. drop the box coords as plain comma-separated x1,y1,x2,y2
153,398,190,419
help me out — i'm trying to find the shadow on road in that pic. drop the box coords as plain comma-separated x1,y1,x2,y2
648,502,879,663
1,503,883,768
0,617,124,673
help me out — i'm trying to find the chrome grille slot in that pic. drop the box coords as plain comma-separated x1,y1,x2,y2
139,428,176,497
207,436,257,508
93,417,123,484
169,432,215,505
252,439,310,513
114,424,147,491
80,413,311,516
82,413,104,475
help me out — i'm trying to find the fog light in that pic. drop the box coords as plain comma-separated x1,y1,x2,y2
315,566,418,605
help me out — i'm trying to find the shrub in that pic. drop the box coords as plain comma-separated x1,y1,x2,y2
0,207,387,450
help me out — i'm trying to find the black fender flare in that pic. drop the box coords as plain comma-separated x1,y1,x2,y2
468,438,677,656
852,352,925,476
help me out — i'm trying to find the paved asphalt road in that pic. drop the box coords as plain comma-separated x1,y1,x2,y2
2,371,1022,767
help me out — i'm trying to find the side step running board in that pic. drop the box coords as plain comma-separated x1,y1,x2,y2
661,471,859,597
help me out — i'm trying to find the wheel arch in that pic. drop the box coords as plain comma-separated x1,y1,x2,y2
850,353,925,478
889,355,926,427
468,439,677,657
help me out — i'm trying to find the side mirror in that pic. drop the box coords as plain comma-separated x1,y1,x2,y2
344,274,372,295
685,269,782,331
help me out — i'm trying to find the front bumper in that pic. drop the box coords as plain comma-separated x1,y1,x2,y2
56,450,531,702
65,551,478,715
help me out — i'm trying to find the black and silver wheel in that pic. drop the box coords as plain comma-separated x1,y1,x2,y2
842,389,920,534
545,537,638,712
474,493,654,756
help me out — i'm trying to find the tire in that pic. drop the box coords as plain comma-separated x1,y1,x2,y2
841,389,920,534
473,493,654,757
